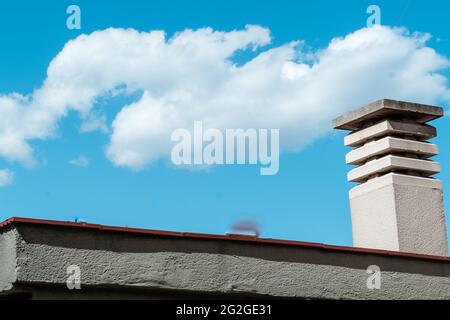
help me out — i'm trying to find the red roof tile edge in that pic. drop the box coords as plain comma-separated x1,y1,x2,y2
1,216,449,263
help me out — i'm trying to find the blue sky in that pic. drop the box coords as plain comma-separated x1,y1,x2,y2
0,0,449,247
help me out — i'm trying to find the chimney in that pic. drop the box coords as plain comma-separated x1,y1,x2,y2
333,99,449,256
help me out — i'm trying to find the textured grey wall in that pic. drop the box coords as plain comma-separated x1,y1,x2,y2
1,223,449,299
0,229,17,292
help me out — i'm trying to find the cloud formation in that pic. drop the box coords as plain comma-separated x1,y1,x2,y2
0,25,449,170
69,155,89,167
0,169,14,187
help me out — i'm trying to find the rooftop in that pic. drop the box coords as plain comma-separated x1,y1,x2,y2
1,216,449,263
1,216,449,299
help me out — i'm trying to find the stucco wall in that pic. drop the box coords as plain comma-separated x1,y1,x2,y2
1,223,450,299
0,228,17,292
349,173,449,256
395,183,449,255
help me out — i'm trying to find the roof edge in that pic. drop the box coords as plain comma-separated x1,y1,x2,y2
1,216,449,263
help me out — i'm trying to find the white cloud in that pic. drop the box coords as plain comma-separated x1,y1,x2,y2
69,155,89,167
80,112,109,134
0,25,449,170
0,169,14,187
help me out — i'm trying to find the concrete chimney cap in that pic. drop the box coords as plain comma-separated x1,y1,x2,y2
332,99,444,131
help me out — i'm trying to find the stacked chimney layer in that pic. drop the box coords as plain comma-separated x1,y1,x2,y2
333,99,449,256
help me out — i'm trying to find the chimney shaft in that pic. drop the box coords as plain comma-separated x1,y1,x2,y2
333,99,449,256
